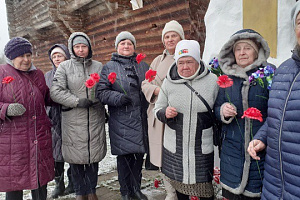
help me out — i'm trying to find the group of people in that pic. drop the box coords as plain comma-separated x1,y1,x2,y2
1,1,300,200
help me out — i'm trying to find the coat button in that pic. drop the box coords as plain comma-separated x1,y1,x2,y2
30,92,34,96
32,116,36,120
34,140,38,144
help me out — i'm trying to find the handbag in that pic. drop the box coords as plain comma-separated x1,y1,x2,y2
184,82,222,148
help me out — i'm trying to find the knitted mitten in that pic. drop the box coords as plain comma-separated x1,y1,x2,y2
6,103,26,117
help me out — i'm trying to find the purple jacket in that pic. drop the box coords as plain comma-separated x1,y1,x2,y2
0,63,54,192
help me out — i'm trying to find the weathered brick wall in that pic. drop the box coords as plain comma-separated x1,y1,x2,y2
6,0,209,73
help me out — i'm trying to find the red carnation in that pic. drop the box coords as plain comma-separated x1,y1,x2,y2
136,53,146,64
2,76,14,84
242,107,263,122
85,78,96,89
217,75,233,88
90,73,100,83
108,72,117,84
154,179,161,188
145,69,157,82
191,196,199,200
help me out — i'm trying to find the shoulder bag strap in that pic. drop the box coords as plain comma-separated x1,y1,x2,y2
184,82,216,122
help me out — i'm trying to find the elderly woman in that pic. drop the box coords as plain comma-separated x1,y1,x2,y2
50,32,107,200
0,37,54,200
96,31,149,200
45,44,74,198
154,40,218,200
248,2,300,200
214,29,274,199
141,20,184,200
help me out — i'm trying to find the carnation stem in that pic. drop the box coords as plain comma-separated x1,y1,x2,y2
225,90,243,139
250,120,263,183
9,84,17,103
116,80,127,95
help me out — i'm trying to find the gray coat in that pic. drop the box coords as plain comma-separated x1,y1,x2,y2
50,32,107,164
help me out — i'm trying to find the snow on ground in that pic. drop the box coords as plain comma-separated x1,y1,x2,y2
0,126,117,200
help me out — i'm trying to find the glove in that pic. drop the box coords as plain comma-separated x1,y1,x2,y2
77,98,93,108
120,95,132,106
6,103,26,117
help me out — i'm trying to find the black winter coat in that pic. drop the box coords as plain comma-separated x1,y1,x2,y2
45,44,70,162
96,53,149,155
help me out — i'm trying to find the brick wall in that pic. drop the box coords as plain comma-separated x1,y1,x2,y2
6,0,209,73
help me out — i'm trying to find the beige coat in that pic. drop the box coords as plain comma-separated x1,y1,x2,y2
141,50,175,167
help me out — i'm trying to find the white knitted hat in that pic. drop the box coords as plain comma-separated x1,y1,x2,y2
51,47,67,58
161,20,185,44
174,40,201,64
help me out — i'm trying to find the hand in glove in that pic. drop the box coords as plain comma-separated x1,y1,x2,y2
120,95,132,106
77,98,93,108
6,103,26,117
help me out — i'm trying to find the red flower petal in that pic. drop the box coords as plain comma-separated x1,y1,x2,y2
241,107,263,122
145,69,157,82
217,75,233,88
85,78,96,88
2,76,14,84
108,72,117,84
90,73,100,82
191,196,199,200
154,179,160,188
136,53,146,64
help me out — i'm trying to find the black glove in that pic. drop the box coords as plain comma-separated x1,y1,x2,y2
6,103,26,117
77,98,93,108
120,95,132,106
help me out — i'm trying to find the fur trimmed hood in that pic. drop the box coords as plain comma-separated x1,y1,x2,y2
219,29,270,79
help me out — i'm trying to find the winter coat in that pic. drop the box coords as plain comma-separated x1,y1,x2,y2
154,61,218,184
254,47,300,200
0,63,54,192
214,29,273,197
96,52,149,155
141,49,175,167
50,32,107,164
45,44,70,162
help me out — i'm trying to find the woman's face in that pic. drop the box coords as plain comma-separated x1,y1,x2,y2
12,53,32,71
295,12,300,45
117,39,135,56
73,44,89,58
234,42,257,68
177,56,199,77
52,52,66,68
163,31,181,55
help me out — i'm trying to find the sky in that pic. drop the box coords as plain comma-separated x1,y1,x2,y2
0,1,9,55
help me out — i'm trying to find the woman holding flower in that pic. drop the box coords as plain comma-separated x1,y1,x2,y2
248,2,300,199
141,20,185,200
50,32,106,200
154,40,218,200
0,37,54,200
214,29,275,199
96,31,149,200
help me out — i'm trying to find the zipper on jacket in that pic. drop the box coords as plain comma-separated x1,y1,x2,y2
278,71,300,199
187,81,193,183
83,60,91,164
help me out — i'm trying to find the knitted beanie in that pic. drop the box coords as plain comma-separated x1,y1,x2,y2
291,1,300,30
162,20,185,44
4,37,32,60
73,36,89,46
233,39,259,54
174,40,201,64
115,31,136,49
51,47,67,58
